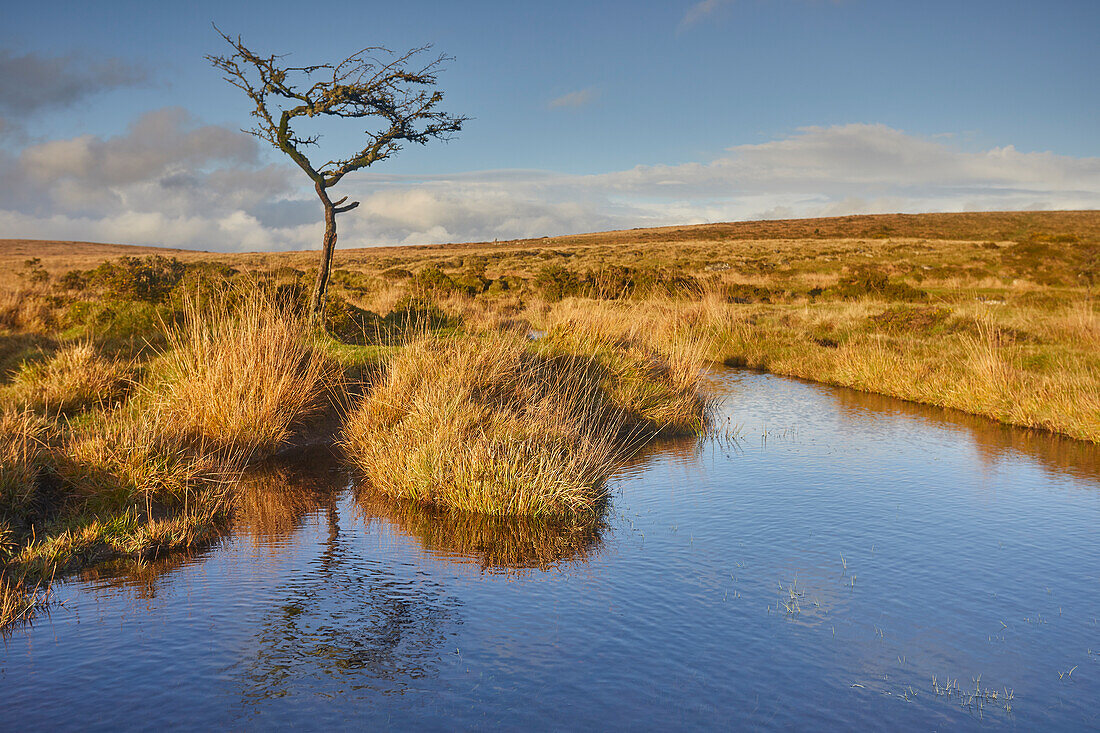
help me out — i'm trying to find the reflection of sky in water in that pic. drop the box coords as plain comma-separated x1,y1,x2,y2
2,369,1098,730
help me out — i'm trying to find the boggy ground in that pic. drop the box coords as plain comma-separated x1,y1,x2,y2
1,209,1097,628
0,273,711,629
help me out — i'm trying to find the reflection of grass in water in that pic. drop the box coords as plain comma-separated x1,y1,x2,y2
79,548,214,601
234,472,325,545
357,491,604,572
233,450,344,546
830,383,1100,481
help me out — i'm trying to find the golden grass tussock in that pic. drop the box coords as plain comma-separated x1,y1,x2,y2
358,492,602,571
343,329,714,518
10,506,225,580
1,403,244,599
343,334,625,518
58,405,242,519
11,342,132,412
157,293,340,455
0,409,53,528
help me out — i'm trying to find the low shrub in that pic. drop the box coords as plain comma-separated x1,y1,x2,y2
88,255,186,303
831,270,927,301
868,306,953,335
62,299,177,345
324,296,383,343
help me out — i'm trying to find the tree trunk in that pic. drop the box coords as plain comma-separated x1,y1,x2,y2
308,198,338,318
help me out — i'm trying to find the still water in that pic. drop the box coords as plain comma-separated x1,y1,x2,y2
3,370,1099,730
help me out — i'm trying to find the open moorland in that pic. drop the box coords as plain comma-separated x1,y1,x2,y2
1,209,1097,629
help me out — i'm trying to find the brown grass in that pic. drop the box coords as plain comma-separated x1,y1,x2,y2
343,328,714,517
0,573,49,633
0,408,53,530
9,342,132,412
156,293,340,455
530,296,1100,441
342,333,626,518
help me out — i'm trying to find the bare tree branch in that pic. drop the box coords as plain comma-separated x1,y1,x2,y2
207,26,467,315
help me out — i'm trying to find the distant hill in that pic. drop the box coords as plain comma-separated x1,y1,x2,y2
1,210,1096,272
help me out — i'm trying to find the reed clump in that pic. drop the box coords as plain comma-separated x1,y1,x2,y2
10,342,132,412
0,573,48,633
157,293,340,455
343,330,713,517
343,334,631,518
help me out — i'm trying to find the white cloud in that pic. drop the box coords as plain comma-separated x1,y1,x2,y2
548,88,597,109
678,0,734,33
18,107,259,189
1,121,1097,251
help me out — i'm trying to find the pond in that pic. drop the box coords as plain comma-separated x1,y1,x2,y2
3,369,1098,730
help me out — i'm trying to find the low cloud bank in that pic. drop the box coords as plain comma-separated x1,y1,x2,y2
1,117,1097,251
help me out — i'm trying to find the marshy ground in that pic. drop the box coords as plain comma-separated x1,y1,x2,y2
0,209,1097,631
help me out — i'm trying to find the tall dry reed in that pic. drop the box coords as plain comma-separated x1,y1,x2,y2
157,293,339,455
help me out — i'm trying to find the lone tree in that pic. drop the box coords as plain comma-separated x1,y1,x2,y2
208,29,466,315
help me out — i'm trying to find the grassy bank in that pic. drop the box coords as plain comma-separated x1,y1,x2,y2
0,281,713,628
0,291,340,630
533,295,1100,441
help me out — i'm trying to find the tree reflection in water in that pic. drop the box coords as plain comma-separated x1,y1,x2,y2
72,443,613,705
238,498,462,705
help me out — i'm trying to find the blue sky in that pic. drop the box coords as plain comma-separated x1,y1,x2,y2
0,0,1097,250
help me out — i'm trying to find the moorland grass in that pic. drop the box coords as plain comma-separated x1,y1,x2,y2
342,331,713,518
156,294,340,454
9,342,132,413
530,295,1100,442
